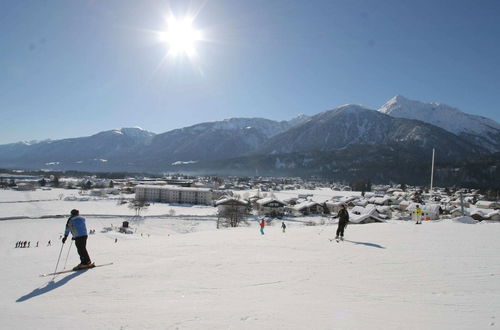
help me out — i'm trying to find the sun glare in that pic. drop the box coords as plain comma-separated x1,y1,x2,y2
160,16,202,58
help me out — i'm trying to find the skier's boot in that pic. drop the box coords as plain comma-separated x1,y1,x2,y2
73,262,95,271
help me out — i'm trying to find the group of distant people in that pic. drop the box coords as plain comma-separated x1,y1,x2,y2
15,240,51,248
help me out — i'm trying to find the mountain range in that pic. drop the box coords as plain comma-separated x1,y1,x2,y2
1,95,499,187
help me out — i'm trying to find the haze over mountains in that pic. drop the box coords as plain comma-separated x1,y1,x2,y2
1,96,499,187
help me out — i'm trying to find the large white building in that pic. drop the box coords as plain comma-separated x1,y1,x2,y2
135,185,213,205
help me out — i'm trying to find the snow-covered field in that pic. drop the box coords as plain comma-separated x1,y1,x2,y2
1,189,500,329
0,188,217,218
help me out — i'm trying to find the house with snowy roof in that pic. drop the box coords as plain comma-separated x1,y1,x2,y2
255,198,287,217
368,196,397,206
475,201,500,209
215,198,249,214
292,201,325,216
349,205,384,224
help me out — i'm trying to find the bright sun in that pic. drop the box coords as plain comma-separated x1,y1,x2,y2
159,16,202,58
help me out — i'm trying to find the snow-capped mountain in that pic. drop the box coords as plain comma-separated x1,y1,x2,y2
135,117,309,167
255,104,483,158
0,101,497,183
0,127,156,170
379,95,500,152
0,118,310,171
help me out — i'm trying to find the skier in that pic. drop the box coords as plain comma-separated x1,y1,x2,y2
62,209,93,270
335,204,349,241
47,240,51,246
259,218,265,235
281,221,287,233
414,205,423,224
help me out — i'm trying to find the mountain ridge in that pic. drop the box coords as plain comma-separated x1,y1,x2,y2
0,96,498,187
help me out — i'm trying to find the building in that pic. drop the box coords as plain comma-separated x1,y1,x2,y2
215,197,250,214
475,201,500,209
256,198,287,217
292,201,325,215
134,185,212,205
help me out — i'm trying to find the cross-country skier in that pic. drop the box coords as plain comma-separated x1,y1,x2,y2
335,204,349,241
259,218,265,235
62,209,93,270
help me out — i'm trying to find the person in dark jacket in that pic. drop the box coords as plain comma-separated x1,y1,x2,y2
335,204,349,240
63,209,93,270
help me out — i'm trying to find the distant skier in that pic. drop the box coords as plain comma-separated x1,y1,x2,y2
414,205,423,224
47,240,51,246
259,218,265,235
335,204,349,241
281,221,287,233
62,209,93,270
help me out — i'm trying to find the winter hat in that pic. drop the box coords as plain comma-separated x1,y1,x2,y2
70,209,79,216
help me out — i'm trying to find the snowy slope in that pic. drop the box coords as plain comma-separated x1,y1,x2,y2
379,95,500,151
1,192,500,329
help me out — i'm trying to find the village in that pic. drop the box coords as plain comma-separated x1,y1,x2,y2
1,172,499,224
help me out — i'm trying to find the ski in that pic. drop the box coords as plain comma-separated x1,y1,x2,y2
39,262,113,277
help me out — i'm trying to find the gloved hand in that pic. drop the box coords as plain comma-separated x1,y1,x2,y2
62,235,68,244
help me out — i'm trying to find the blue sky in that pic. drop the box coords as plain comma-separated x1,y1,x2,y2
1,0,499,144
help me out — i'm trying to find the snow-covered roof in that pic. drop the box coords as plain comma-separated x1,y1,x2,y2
351,204,377,216
338,196,356,203
256,198,286,206
215,198,249,206
135,185,211,192
475,201,499,207
293,201,320,211
349,212,384,224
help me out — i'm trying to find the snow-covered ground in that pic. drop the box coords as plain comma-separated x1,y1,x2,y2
0,188,217,218
1,189,499,329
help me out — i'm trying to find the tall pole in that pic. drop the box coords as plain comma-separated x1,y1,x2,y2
430,148,435,201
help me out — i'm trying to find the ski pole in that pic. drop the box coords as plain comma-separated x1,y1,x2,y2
62,240,73,270
52,242,65,280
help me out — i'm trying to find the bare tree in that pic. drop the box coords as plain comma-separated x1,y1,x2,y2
129,199,148,216
217,200,249,228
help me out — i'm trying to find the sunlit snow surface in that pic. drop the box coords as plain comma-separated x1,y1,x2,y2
1,189,499,329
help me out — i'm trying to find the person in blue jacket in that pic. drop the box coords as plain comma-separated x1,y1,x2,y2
63,209,93,270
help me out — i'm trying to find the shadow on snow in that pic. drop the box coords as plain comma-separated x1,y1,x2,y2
16,270,88,302
344,240,386,249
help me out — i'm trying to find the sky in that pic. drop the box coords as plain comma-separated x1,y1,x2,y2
1,0,499,144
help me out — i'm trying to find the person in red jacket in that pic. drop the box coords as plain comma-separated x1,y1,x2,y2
259,218,265,235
